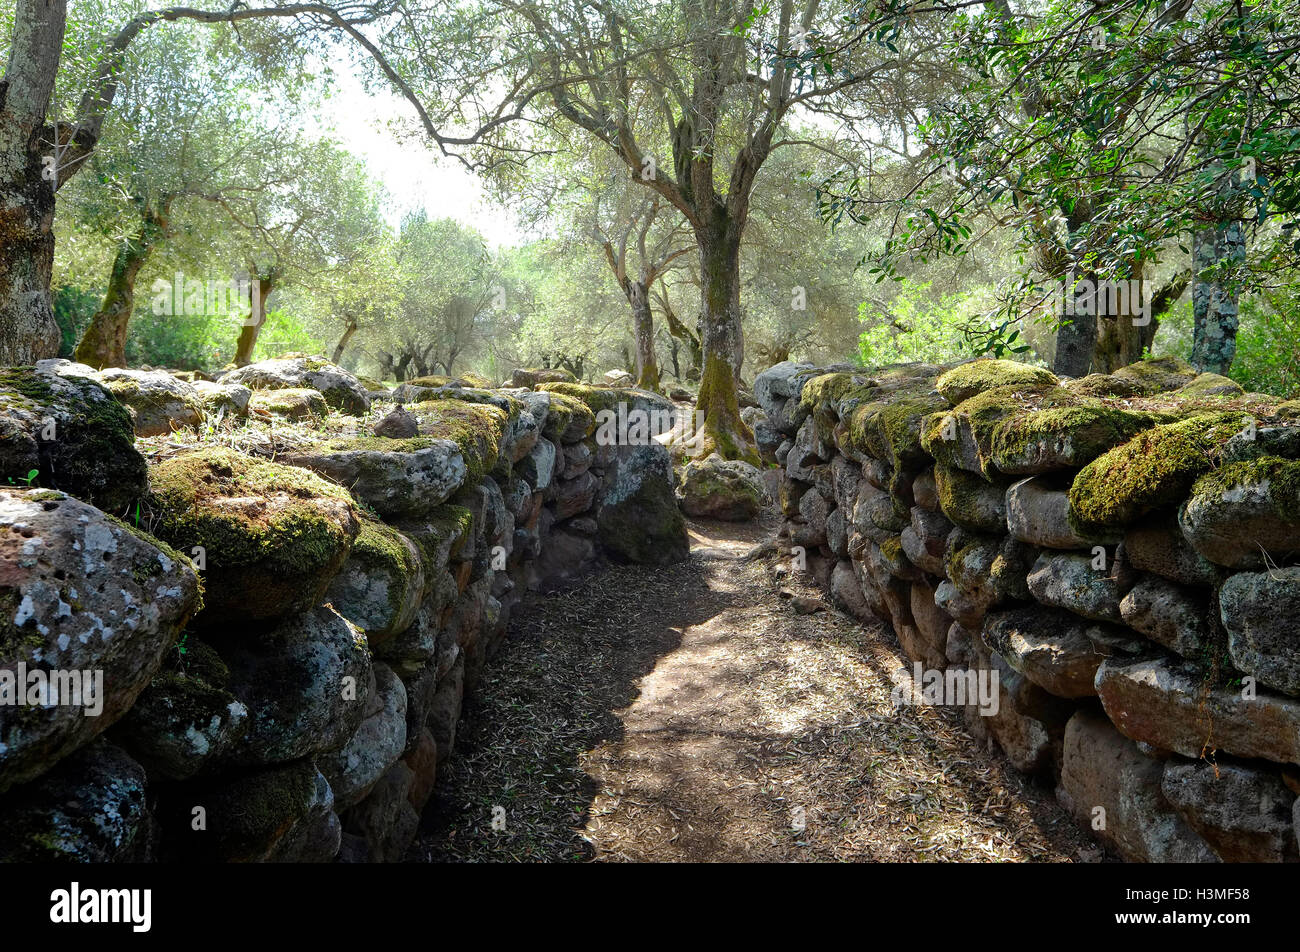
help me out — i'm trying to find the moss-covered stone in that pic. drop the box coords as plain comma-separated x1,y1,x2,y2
249,386,328,421
404,399,506,481
936,358,1058,405
934,464,1009,532
1067,411,1252,537
0,366,146,512
147,446,360,627
990,402,1168,474
1112,354,1199,394
399,504,475,568
537,380,624,415
1174,373,1246,399
326,515,426,641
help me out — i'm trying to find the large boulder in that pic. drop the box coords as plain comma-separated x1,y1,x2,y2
1219,567,1300,696
325,517,427,644
1056,710,1217,863
1179,457,1300,568
219,605,374,765
0,740,154,861
677,456,765,521
0,489,201,793
94,367,205,437
111,639,249,781
936,358,1057,405
1067,412,1250,538
146,447,360,627
219,355,371,415
1096,655,1300,765
276,436,467,521
597,442,689,564
0,365,146,511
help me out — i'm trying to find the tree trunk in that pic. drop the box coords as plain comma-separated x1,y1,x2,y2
331,317,357,365
627,280,661,392
1052,274,1099,377
1092,262,1146,374
74,203,169,368
1191,220,1245,374
233,271,274,366
693,221,756,462
0,0,68,366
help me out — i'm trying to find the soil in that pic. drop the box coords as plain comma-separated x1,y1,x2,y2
411,511,1104,863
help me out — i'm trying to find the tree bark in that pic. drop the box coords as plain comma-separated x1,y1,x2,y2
693,219,756,462
74,201,170,368
1191,220,1245,374
0,0,68,365
331,316,357,365
1092,261,1146,374
233,269,274,366
627,279,660,391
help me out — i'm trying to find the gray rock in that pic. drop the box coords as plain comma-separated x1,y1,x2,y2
1096,655,1300,765
1005,476,1093,549
220,355,371,415
372,406,419,438
678,456,765,521
1119,575,1209,659
1056,710,1218,862
278,439,467,521
0,365,146,511
597,442,689,564
983,607,1104,698
320,663,408,810
95,367,205,437
1180,458,1300,568
220,605,373,765
1161,759,1297,862
1125,512,1219,586
0,740,153,861
1027,550,1127,622
0,489,201,793
1220,567,1300,696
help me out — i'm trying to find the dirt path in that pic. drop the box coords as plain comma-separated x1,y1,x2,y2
412,514,1100,862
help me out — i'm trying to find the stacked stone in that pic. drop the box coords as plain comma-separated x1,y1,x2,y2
757,355,1300,863
0,358,686,862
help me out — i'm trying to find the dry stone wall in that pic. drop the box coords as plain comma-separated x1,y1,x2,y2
756,355,1300,863
0,358,687,862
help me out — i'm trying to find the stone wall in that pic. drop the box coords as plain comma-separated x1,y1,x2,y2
755,356,1300,862
0,358,686,861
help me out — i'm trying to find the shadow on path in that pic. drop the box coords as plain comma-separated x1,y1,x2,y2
412,513,1100,862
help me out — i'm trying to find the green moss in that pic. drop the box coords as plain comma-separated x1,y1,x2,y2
406,375,453,388
538,381,623,415
1067,411,1252,535
934,464,1006,531
406,399,506,480
542,391,594,441
0,367,56,404
350,515,423,617
936,359,1058,405
990,402,1168,472
147,446,358,577
847,389,948,465
1174,373,1246,398
404,504,474,566
1188,456,1300,522
1111,354,1198,394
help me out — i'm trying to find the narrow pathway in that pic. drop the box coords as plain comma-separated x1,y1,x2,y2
413,514,1098,862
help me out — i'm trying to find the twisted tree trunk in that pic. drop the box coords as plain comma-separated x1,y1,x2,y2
74,199,172,368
